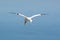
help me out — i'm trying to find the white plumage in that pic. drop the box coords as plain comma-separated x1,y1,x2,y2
17,13,47,24
9,12,47,24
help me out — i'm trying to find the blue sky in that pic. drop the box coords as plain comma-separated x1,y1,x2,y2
0,0,60,40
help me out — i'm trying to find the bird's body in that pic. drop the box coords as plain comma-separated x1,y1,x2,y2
9,12,47,24
25,17,32,22
24,17,32,24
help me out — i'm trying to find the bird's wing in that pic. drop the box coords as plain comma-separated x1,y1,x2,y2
30,14,47,18
9,12,26,17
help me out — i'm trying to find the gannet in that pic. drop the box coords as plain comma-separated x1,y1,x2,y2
9,12,47,24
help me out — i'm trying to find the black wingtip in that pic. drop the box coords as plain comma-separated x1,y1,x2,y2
8,12,16,14
17,13,19,15
41,13,47,16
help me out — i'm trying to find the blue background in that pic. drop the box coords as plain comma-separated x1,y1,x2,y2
0,0,60,40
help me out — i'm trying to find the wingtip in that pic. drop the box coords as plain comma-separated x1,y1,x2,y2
41,13,47,16
17,13,19,15
8,12,16,14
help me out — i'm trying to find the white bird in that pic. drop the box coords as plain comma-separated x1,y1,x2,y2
9,12,47,24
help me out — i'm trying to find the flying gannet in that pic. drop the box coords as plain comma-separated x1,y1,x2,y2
9,12,47,24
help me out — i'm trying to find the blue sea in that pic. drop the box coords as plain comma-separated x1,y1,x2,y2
0,21,60,40
0,0,60,40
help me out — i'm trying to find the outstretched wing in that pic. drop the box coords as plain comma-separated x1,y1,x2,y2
30,14,47,18
9,12,25,17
